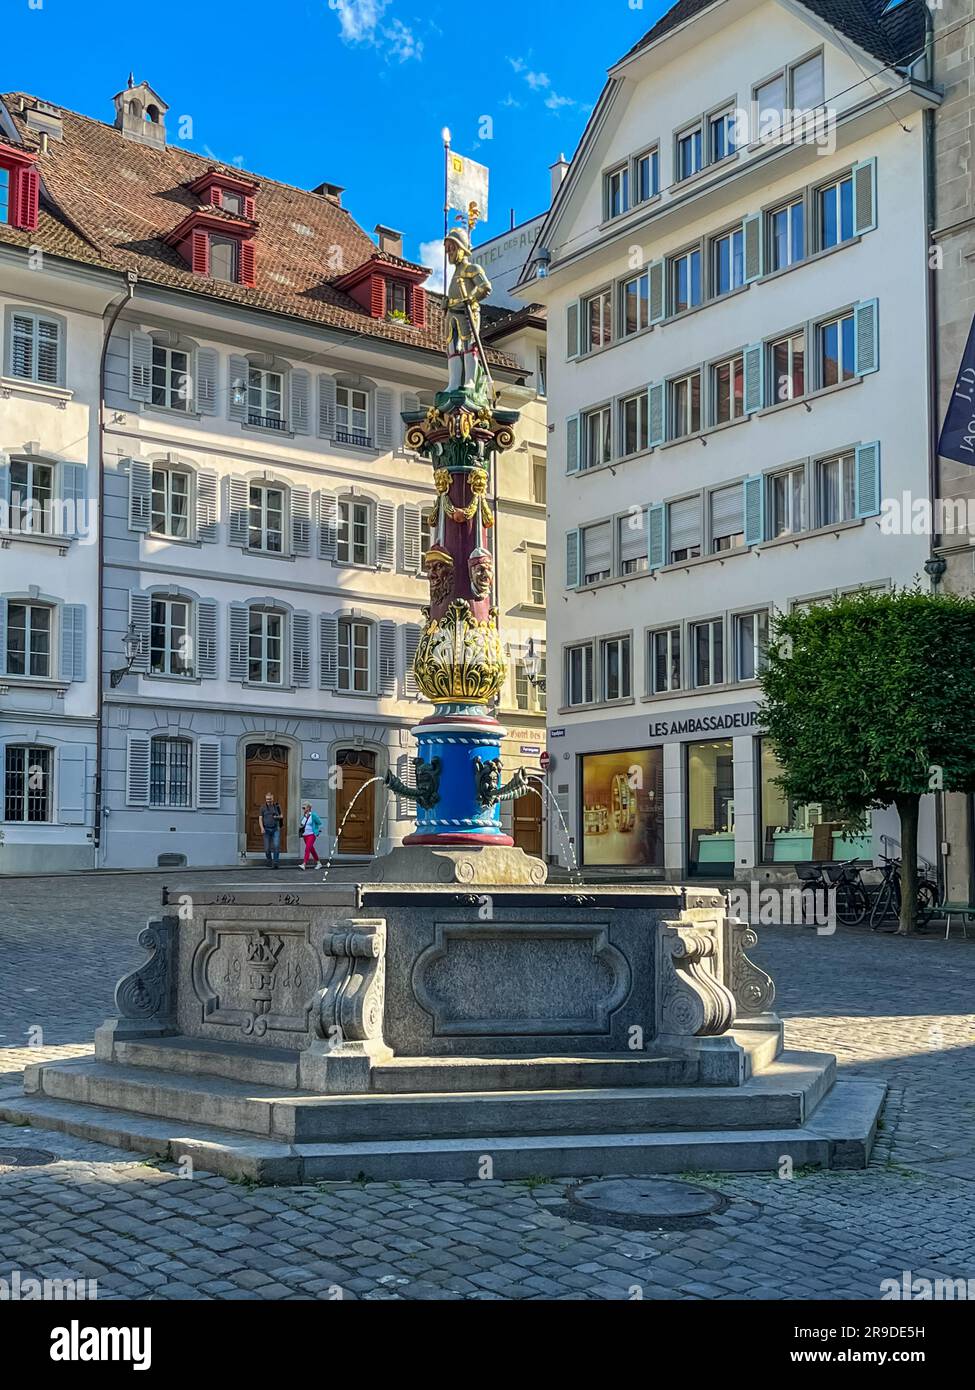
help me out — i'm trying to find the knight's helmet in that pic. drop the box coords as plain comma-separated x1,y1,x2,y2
445,226,472,255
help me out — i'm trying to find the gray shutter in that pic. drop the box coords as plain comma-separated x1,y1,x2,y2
395,752,412,820
401,504,422,571
0,454,9,531
743,213,763,282
648,382,665,447
228,476,249,547
58,463,87,537
668,496,701,556
619,506,647,569
318,491,338,560
743,475,765,546
196,347,219,415
129,330,152,402
126,734,151,807
566,300,580,359
854,299,879,376
228,602,249,682
128,459,152,532
59,604,86,683
290,368,311,434
743,343,764,413
318,373,336,437
0,597,6,675
566,416,580,474
855,443,881,518
375,389,395,451
291,486,311,556
376,501,395,568
57,745,86,825
292,610,312,687
319,614,339,689
196,598,218,678
196,738,222,810
710,484,744,543
648,503,667,570
565,529,580,589
228,355,248,422
378,620,397,696
648,260,665,324
403,622,422,696
128,590,150,672
196,470,218,543
852,158,877,236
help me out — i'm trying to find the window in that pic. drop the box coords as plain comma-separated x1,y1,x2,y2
710,484,745,553
754,73,786,132
711,228,744,297
650,626,681,694
768,331,805,404
668,495,701,563
210,235,239,284
692,619,724,687
669,248,701,314
668,370,702,440
6,602,51,678
817,312,856,387
583,405,612,469
818,175,854,251
248,608,284,685
687,739,734,874
735,610,769,681
515,662,532,711
151,467,190,539
530,559,546,606
247,366,284,429
618,509,648,575
337,498,371,565
248,484,285,553
150,597,193,677
769,465,807,538
711,355,744,425
336,385,370,443
386,279,408,316
151,343,190,411
605,165,629,219
584,289,613,350
600,635,631,701
566,643,593,706
10,312,61,385
338,618,371,692
582,520,612,584
149,736,193,808
791,53,824,112
0,168,8,224
537,352,547,398
767,199,805,271
532,459,547,504
9,459,54,534
817,451,856,526
709,109,737,163
636,149,659,202
4,745,52,822
620,271,649,337
677,125,703,180
222,191,244,216
619,391,648,457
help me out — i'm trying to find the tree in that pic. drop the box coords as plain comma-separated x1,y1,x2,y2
760,589,975,934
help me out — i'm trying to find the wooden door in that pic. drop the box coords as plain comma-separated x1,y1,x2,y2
512,780,543,855
245,744,289,853
335,750,376,855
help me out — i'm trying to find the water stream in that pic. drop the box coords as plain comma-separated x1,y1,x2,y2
529,781,583,886
319,775,385,885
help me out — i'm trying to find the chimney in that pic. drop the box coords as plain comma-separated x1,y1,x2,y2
375,224,404,259
549,153,570,203
313,181,344,206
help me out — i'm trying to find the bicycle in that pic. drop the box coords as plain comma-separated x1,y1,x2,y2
825,859,869,927
869,855,938,931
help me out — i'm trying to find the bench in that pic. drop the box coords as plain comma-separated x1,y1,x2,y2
929,901,975,940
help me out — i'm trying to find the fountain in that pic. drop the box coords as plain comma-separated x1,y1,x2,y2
4,229,885,1183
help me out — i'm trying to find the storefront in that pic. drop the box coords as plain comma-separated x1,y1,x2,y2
579,746,664,870
758,740,872,865
686,739,735,877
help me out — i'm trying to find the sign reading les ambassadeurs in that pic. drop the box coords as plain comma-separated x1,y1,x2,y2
648,707,764,742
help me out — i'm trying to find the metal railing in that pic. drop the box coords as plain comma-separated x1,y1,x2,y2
247,413,288,432
336,429,372,449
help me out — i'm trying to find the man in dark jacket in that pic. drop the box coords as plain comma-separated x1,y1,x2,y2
257,793,283,868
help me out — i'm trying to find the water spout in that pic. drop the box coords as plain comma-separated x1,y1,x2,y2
319,776,385,885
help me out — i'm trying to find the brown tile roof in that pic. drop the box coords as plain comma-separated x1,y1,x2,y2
0,92,520,371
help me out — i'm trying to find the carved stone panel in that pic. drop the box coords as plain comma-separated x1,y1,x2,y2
189,920,322,1039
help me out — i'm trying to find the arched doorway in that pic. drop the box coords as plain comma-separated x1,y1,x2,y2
245,743,290,854
334,748,377,855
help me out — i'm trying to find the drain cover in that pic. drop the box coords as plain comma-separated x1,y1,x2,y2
568,1177,727,1230
0,1147,56,1167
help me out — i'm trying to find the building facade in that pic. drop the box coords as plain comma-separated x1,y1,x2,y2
518,0,938,880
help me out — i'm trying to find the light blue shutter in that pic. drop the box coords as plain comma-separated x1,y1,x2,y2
404,622,422,696
195,348,219,415
743,213,763,282
855,442,881,518
648,260,665,324
228,476,249,547
377,501,395,568
128,460,152,532
292,611,312,688
290,369,311,435
375,389,394,450
126,734,151,806
852,158,877,236
197,599,218,678
0,597,6,675
318,373,336,437
647,503,666,570
129,330,152,402
743,343,764,413
228,355,248,422
566,301,580,359
743,475,765,546
128,591,150,672
565,529,581,588
318,491,338,560
57,745,86,825
196,738,222,810
648,382,665,447
291,486,311,556
196,470,218,543
566,416,580,474
229,603,249,682
379,620,397,696
320,614,339,689
58,463,87,538
401,504,422,571
59,604,86,683
854,299,879,376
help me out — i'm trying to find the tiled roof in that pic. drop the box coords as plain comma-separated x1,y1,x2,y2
0,92,519,371
481,302,547,339
623,0,927,68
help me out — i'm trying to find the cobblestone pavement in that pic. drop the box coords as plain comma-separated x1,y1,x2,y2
2,872,975,1301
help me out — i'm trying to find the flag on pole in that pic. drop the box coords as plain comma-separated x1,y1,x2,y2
938,312,975,466
446,150,489,224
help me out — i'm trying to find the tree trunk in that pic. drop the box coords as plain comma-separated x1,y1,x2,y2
896,795,920,936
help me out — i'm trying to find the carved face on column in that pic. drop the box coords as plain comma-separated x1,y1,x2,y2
469,548,493,601
426,547,455,607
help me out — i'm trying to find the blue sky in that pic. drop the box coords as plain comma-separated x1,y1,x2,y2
4,0,670,283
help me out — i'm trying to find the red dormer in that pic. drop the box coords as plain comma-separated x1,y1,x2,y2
186,167,259,220
0,142,40,231
163,207,258,287
332,241,429,328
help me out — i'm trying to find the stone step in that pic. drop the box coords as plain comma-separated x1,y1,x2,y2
115,1038,302,1089
0,1079,886,1183
372,1054,701,1092
24,1052,835,1144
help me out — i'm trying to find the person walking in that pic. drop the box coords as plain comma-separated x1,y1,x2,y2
257,792,283,869
298,803,322,870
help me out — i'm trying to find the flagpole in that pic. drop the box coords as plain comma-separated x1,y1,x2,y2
441,127,451,295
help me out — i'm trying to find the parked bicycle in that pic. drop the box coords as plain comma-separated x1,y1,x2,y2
868,854,938,932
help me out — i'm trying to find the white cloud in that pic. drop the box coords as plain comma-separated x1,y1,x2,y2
506,52,579,115
525,71,550,91
384,17,423,62
545,92,575,111
328,0,423,63
419,238,446,293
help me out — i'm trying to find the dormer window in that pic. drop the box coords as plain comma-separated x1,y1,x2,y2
210,234,240,283
0,144,39,230
221,191,243,216
0,168,8,223
386,280,408,317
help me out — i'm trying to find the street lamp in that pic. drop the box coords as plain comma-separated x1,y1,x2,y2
523,636,546,692
110,621,141,688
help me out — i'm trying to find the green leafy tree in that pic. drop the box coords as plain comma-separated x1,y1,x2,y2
760,589,975,934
